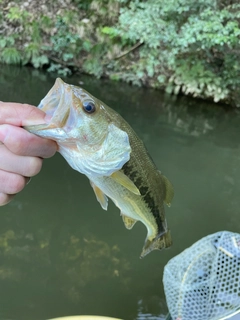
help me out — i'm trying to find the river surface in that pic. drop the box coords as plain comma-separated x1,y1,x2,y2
0,65,240,320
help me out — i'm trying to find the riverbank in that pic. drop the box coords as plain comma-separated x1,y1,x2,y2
1,0,240,107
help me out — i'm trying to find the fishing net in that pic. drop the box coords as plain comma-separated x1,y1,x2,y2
163,231,240,320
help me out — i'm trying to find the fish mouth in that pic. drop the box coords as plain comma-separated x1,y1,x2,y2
25,78,78,138
38,78,73,128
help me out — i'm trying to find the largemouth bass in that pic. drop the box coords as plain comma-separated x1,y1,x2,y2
25,78,174,258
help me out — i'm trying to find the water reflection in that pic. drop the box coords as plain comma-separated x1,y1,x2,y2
0,66,240,320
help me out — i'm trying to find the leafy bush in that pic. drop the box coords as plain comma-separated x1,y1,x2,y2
102,0,240,105
0,0,121,77
1,0,240,105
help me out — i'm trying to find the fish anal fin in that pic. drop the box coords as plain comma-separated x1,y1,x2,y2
160,173,174,207
111,171,140,195
140,230,172,258
90,181,108,210
121,213,137,230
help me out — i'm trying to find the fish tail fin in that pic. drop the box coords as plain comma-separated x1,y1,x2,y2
140,230,172,259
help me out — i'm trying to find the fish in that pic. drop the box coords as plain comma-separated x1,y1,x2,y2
25,78,174,258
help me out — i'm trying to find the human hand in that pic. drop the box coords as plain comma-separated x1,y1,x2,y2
0,102,57,206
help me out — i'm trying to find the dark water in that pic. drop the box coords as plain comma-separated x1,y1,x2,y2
0,65,240,320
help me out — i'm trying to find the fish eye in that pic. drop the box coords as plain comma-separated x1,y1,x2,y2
83,101,96,114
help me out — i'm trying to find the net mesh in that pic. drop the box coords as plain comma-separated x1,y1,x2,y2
163,231,240,320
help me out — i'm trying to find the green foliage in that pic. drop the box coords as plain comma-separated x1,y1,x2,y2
71,0,92,10
1,47,21,64
6,6,29,23
47,63,72,76
101,0,240,104
0,35,15,48
49,17,82,60
1,0,240,105
102,26,120,38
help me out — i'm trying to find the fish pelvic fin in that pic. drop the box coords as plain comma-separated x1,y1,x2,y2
160,173,174,207
111,171,140,195
121,213,137,230
140,230,172,259
89,180,108,210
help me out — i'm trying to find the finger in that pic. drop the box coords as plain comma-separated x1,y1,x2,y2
0,169,29,194
0,102,47,126
0,124,57,158
0,144,43,177
0,193,15,206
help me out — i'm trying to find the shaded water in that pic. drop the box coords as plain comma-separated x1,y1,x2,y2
0,65,240,320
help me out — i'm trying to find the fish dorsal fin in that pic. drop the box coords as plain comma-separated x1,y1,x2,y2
89,181,108,210
160,173,174,207
121,214,137,230
111,171,140,195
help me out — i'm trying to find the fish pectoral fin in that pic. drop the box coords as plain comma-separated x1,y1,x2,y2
111,171,140,195
121,214,137,230
160,173,174,207
89,181,108,210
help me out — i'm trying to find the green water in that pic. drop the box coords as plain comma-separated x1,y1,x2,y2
0,66,240,320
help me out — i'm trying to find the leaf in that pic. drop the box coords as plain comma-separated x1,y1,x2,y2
32,55,49,68
0,38,7,48
1,47,21,64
